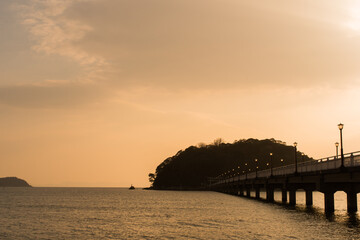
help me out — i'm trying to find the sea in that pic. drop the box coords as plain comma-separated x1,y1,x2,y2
1,188,360,239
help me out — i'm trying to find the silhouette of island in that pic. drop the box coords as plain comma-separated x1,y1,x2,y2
0,177,31,187
149,138,313,190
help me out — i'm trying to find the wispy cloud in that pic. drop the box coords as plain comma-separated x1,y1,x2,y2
13,0,360,90
16,0,107,83
0,83,109,108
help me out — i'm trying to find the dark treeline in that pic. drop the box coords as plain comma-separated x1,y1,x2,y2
149,138,313,190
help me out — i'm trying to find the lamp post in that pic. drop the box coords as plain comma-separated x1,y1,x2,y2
294,142,298,174
245,162,248,177
338,123,344,168
255,158,258,178
335,142,339,159
270,153,273,176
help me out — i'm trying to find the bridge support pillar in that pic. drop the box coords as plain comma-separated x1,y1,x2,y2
246,188,251,197
324,192,335,213
306,190,313,206
239,188,244,196
237,185,241,196
255,188,260,199
282,189,287,203
347,191,358,213
231,185,236,195
289,190,296,206
266,188,274,202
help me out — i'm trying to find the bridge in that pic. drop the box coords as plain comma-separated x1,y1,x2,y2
208,151,360,213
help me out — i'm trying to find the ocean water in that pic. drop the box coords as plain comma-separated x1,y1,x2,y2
1,188,360,239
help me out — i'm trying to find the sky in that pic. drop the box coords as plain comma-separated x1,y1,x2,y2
1,0,360,187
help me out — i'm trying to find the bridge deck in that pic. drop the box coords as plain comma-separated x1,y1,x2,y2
213,151,360,184
209,151,360,214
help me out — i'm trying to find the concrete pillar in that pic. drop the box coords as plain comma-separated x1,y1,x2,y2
231,185,236,195
266,188,274,202
306,190,313,206
282,189,287,203
324,192,335,213
289,190,296,206
239,188,244,196
255,188,260,199
246,188,251,197
347,191,358,213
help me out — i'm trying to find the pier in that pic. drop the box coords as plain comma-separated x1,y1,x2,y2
208,151,360,213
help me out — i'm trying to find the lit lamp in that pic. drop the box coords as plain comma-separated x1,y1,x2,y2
335,142,339,159
294,142,298,173
338,123,344,168
270,153,273,176
255,158,258,178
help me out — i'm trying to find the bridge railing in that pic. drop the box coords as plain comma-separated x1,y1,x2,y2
212,151,360,185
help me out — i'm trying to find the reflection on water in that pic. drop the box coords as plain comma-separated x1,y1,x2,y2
346,213,360,228
258,190,360,229
0,188,360,239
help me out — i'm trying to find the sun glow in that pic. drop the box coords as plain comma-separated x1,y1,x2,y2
345,3,360,32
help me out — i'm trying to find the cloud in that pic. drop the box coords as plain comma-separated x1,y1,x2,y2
12,0,360,91
62,0,360,89
0,83,108,108
16,0,107,83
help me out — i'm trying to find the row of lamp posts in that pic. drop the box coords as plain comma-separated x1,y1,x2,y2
218,123,345,180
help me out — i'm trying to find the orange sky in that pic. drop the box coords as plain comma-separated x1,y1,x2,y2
1,0,360,187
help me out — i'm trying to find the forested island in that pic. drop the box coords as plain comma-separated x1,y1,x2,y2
0,177,31,187
149,138,313,190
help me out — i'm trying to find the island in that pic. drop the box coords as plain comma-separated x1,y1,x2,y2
0,177,32,187
149,138,313,190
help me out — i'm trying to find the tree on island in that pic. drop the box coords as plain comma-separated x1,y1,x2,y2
149,138,313,190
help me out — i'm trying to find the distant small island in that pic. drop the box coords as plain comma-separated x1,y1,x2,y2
0,177,31,187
